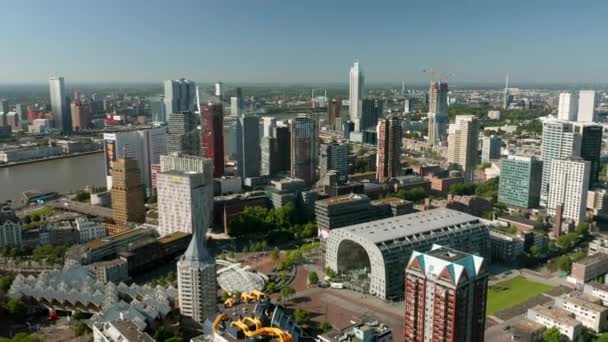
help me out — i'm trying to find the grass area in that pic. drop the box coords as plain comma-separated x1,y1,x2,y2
486,276,554,315
27,206,56,217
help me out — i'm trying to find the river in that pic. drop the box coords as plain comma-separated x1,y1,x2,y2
0,152,106,204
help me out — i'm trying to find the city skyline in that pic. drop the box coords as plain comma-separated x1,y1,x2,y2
3,0,608,84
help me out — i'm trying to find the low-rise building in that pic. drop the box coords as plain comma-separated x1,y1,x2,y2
75,217,107,242
584,281,608,306
424,194,492,217
39,223,80,245
213,191,271,235
80,228,158,264
214,176,242,195
527,303,582,341
501,319,545,342
570,253,608,285
317,321,392,342
0,207,21,248
588,235,608,255
89,259,130,284
587,189,608,219
489,229,525,264
497,215,544,233
0,146,63,162
426,174,464,195
555,292,608,332
92,320,154,342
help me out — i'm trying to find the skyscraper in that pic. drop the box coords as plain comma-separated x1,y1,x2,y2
540,120,580,206
230,97,241,116
261,117,277,137
236,115,261,178
260,136,279,177
349,61,364,131
15,104,27,122
481,135,501,162
361,99,383,131
447,115,479,182
0,99,9,114
177,232,217,324
111,156,146,225
503,74,512,110
70,98,90,131
201,103,224,177
404,245,488,342
498,156,543,208
214,82,223,99
149,96,167,123
427,81,449,145
163,79,196,118
223,116,240,161
275,126,291,173
547,157,590,224
577,90,596,122
558,92,579,121
290,117,316,184
574,123,603,185
327,96,343,130
376,116,402,183
167,112,200,156
49,76,71,132
319,143,349,180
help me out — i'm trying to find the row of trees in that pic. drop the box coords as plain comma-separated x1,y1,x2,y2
230,203,317,241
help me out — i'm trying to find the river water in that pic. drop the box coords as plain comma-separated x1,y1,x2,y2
0,152,106,204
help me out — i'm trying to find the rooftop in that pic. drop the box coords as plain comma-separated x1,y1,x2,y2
574,253,608,267
317,193,369,206
561,292,607,313
511,319,545,334
106,320,154,342
85,227,148,249
530,304,580,326
158,231,190,244
337,208,482,244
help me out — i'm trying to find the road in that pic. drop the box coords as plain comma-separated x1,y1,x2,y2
49,199,113,219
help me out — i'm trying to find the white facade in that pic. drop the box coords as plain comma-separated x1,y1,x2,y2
555,292,608,333
215,176,242,195
349,62,364,131
577,90,596,122
230,97,241,116
75,217,106,242
103,127,167,193
215,82,223,97
177,234,217,324
447,115,479,182
527,304,582,341
0,208,21,248
49,76,69,132
487,110,501,120
92,320,153,342
558,92,579,121
163,78,196,117
547,157,590,224
261,116,277,137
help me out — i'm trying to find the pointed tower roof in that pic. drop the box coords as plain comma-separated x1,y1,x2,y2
182,231,214,264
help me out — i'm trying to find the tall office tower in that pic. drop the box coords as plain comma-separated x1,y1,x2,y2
574,123,603,184
577,90,596,122
427,81,449,145
502,75,511,110
498,156,543,208
403,97,412,114
274,126,291,173
481,135,501,162
214,82,223,99
223,116,240,161
290,117,316,184
177,232,217,324
167,111,200,156
540,120,580,206
558,92,579,121
547,157,590,224
319,143,349,180
361,99,383,131
401,80,406,96
149,96,167,123
404,245,488,342
103,127,167,193
201,103,224,177
230,97,241,116
261,117,277,137
349,61,364,131
157,170,211,237
163,78,196,118
70,98,90,131
15,104,27,122
111,156,146,225
376,116,403,183
0,99,8,114
236,115,261,178
261,136,279,176
447,115,480,182
327,96,343,130
49,76,71,132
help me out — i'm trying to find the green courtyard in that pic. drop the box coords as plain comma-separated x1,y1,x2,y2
486,276,554,315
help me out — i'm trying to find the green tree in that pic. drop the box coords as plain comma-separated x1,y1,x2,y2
280,286,296,305
558,255,573,273
395,187,427,203
74,191,90,202
449,183,477,196
0,275,14,292
543,327,564,342
3,299,27,319
293,308,310,324
597,332,608,342
308,271,319,285
266,282,277,292
165,338,183,342
324,267,336,279
319,322,332,332
575,223,590,236
557,233,578,249
154,327,174,342
221,291,231,301
74,321,91,337
529,245,542,258
271,249,280,261
6,333,42,342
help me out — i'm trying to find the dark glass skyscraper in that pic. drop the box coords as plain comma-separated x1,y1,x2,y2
201,103,224,177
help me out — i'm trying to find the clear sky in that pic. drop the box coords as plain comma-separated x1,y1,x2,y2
2,0,607,84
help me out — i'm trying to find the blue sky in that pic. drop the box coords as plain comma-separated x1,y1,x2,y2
2,0,607,84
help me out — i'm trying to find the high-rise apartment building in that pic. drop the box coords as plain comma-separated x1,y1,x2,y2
201,103,224,177
361,99,383,131
427,81,449,145
70,98,90,131
167,111,200,156
319,143,349,180
261,136,279,176
111,157,146,225
547,157,590,224
404,245,488,342
177,233,217,324
481,135,501,162
376,116,402,183
236,115,261,179
327,96,343,130
290,117,317,185
447,115,479,182
49,76,71,132
349,62,364,131
163,78,196,118
540,120,580,206
558,92,579,121
498,156,543,208
577,90,596,123
574,123,603,185
103,127,167,193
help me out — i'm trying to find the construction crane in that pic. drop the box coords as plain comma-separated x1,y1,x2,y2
422,68,436,83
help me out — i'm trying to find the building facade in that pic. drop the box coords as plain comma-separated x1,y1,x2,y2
376,116,402,183
498,156,543,208
49,76,71,132
447,115,479,182
427,81,449,145
481,135,501,162
558,92,578,121
547,157,590,224
349,62,364,131
577,90,596,123
163,78,196,118
0,207,21,248
540,120,580,205
111,157,146,225
201,103,224,177
237,115,261,179
319,143,349,179
167,111,200,156
574,123,603,185
290,117,316,185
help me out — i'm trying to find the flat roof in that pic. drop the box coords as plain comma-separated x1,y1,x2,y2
336,208,481,244
531,304,579,326
158,231,190,244
317,193,368,206
562,292,607,313
574,253,608,266
86,228,146,249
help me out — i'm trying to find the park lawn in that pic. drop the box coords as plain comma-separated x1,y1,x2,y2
486,276,554,315
28,206,56,217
